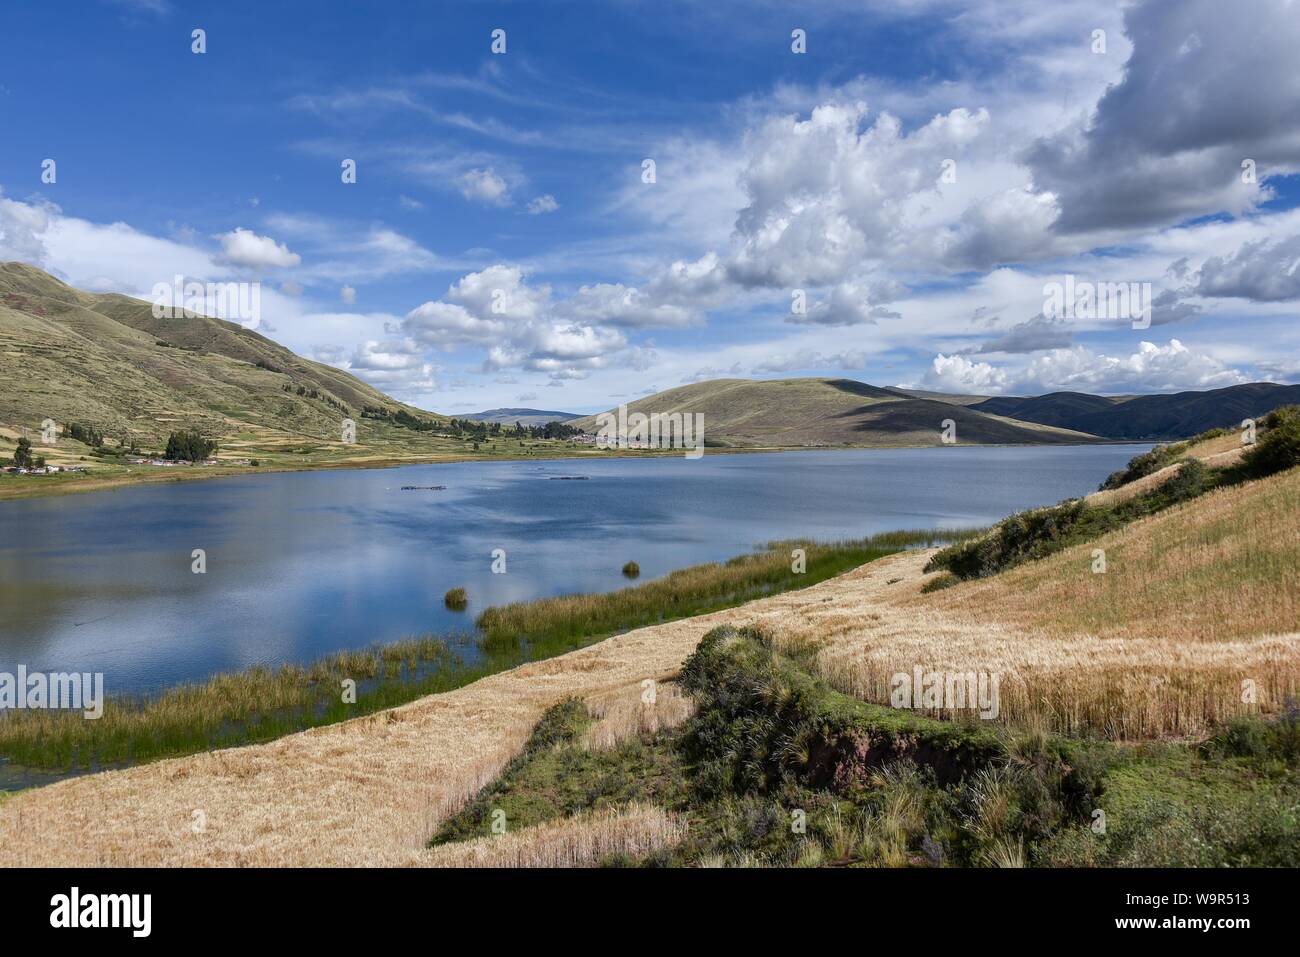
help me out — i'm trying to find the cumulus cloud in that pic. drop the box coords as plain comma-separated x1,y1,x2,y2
921,339,1251,395
340,285,357,304
1026,0,1300,234
457,168,511,206
787,280,904,326
215,228,301,270
398,264,638,381
0,191,51,262
1196,235,1300,302
727,102,992,287
562,283,696,329
526,194,559,215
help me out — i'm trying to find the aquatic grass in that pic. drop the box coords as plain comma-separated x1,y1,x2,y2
473,533,955,660
0,636,474,772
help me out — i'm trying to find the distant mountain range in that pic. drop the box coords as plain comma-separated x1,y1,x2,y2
460,408,583,426
970,384,1300,440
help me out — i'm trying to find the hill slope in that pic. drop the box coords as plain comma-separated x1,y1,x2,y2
0,261,441,447
572,377,1100,447
972,383,1300,439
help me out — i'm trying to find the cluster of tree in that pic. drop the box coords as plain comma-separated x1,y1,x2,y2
525,420,583,440
164,430,218,461
361,406,583,442
9,437,45,469
63,422,104,447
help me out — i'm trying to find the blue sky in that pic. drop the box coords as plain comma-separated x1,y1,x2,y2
2,0,1299,414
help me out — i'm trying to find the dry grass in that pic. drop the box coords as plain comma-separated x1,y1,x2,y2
422,803,683,867
799,468,1300,739
1086,441,1247,507
583,681,695,751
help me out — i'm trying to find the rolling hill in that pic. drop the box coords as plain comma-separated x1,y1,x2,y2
971,383,1300,439
0,261,442,449
461,408,582,426
571,378,1100,447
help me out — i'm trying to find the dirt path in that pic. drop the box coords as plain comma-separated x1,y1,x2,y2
0,552,925,867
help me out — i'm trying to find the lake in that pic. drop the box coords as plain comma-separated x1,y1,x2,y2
0,445,1147,694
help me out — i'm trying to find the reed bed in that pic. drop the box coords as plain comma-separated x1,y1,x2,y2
473,531,975,657
0,637,473,771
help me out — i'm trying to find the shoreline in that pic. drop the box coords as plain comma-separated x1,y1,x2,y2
0,438,1153,504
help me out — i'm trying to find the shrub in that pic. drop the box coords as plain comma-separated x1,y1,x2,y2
1244,405,1300,477
444,587,468,611
920,573,959,594
622,561,640,579
1100,442,1187,490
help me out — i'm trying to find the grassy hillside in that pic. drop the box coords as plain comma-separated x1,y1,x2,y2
973,383,1300,439
0,263,600,497
0,261,435,445
572,377,1099,447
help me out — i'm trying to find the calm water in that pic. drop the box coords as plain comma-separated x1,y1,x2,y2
0,445,1146,694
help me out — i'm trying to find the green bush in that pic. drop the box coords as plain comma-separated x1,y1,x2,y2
1244,405,1300,477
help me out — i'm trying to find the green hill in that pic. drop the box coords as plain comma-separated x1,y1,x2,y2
571,377,1100,447
0,261,441,448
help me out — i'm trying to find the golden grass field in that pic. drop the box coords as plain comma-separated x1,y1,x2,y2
425,803,684,868
1,466,1296,865
805,467,1300,739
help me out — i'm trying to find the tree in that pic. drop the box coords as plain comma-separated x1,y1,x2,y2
164,430,218,461
12,437,34,468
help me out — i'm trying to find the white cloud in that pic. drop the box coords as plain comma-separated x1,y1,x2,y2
562,283,696,329
526,194,559,215
457,168,511,206
215,228,301,271
752,350,868,373
340,284,357,304
920,339,1251,395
